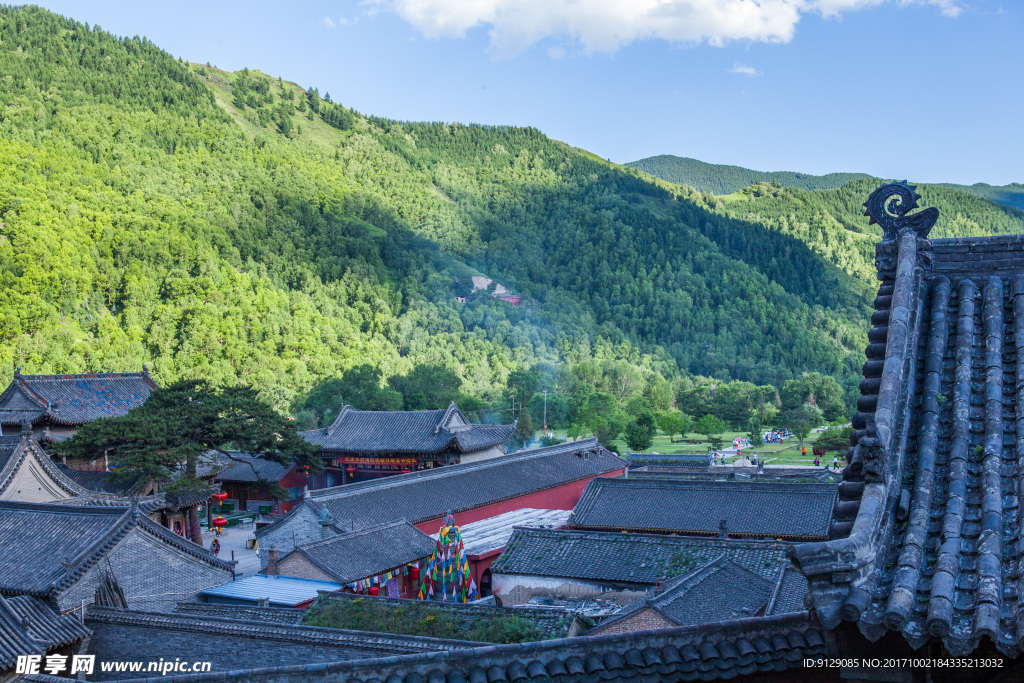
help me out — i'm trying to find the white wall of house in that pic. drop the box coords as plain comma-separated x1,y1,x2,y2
458,445,506,465
0,449,75,503
491,573,646,606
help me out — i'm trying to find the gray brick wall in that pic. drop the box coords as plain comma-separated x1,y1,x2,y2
275,554,336,582
58,527,233,613
85,623,379,681
258,504,320,569
589,607,674,635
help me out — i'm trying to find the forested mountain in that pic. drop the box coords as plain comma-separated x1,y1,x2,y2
0,7,1018,439
629,154,1024,211
626,155,871,194
705,179,1024,284
932,182,1024,211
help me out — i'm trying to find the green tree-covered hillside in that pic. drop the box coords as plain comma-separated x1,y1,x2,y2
0,6,1018,432
708,179,1024,284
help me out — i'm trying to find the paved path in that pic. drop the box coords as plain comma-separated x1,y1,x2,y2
201,523,261,578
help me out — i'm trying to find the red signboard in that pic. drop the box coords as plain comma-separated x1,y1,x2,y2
335,456,419,467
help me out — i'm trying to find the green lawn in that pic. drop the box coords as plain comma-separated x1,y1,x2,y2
551,428,847,467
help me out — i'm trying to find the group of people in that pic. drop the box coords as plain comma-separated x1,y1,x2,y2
814,454,842,470
762,430,791,444
711,451,758,467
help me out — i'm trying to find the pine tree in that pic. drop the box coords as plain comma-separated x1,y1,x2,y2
55,380,320,544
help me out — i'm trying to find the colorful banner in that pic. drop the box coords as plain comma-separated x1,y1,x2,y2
417,514,478,603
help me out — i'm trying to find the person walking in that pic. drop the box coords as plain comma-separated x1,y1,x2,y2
832,455,839,471
212,538,220,556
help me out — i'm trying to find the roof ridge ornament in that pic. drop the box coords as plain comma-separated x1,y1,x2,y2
864,181,939,241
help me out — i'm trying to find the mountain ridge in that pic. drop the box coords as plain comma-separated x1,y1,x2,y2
627,154,1024,210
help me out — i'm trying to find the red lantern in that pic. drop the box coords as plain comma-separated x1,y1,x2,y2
368,585,379,596
212,517,227,528
410,567,420,581
401,468,411,474
213,492,228,503
345,466,357,474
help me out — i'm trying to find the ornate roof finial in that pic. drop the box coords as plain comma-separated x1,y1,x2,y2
318,503,333,524
318,503,334,539
864,181,938,241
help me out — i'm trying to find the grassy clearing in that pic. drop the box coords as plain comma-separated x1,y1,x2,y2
553,428,847,468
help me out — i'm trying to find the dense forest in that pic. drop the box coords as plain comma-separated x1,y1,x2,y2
626,155,872,195
1,7,1021,447
630,154,1024,211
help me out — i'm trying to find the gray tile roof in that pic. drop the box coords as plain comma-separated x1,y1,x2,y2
213,453,292,483
300,402,514,454
0,435,20,467
0,594,91,669
0,500,233,597
654,558,774,626
56,465,146,496
589,556,776,633
105,612,828,683
568,478,838,539
789,190,1024,657
172,602,306,625
765,565,809,616
256,438,622,539
491,527,790,586
44,493,166,515
0,370,156,426
0,502,130,595
626,452,711,467
289,521,435,585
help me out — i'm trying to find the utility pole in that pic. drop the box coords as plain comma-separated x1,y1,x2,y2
543,390,548,436
507,395,520,421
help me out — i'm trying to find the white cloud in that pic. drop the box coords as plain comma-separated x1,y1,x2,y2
923,0,962,17
375,0,963,56
815,0,960,18
338,17,351,25
323,16,336,28
730,61,760,75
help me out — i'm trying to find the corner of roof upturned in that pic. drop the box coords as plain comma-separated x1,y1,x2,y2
326,405,352,436
141,365,158,388
436,401,462,434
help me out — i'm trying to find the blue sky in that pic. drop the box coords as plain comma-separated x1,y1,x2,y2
38,1,1021,185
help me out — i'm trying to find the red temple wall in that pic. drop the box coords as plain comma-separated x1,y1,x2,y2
412,469,622,536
